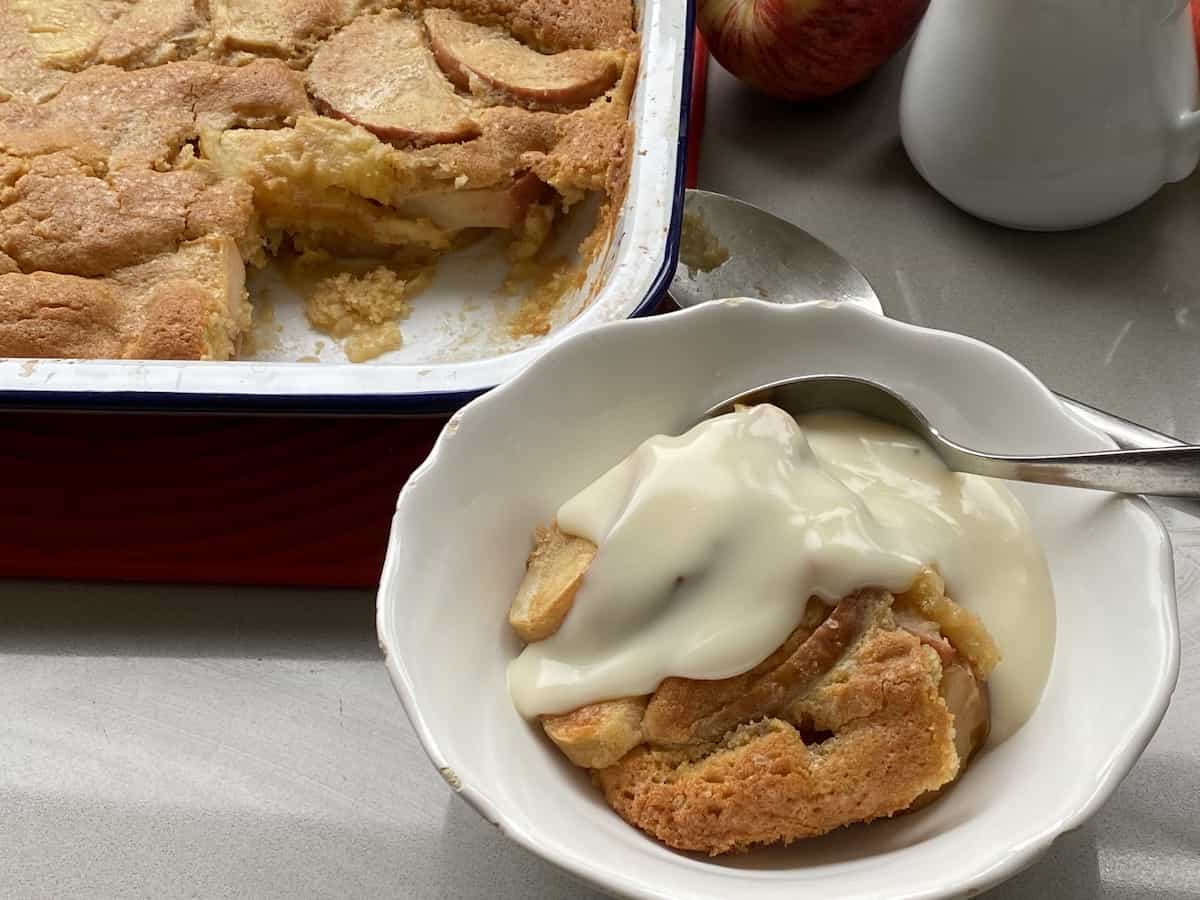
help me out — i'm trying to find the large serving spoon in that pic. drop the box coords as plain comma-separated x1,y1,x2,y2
671,189,1186,453
706,375,1200,498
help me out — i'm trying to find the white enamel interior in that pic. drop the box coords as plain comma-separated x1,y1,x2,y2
377,301,1179,900
0,0,688,403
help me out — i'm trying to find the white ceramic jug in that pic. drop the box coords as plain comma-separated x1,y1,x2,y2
901,0,1200,230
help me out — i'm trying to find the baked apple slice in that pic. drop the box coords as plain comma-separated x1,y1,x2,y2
541,697,648,769
210,0,360,61
397,172,548,231
508,524,597,642
307,11,480,147
425,9,622,109
6,0,108,70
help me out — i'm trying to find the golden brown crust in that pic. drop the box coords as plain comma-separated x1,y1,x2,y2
0,60,310,168
0,272,125,358
0,57,305,329
699,594,884,746
0,0,211,93
642,595,879,750
195,1,636,263
0,2,71,103
593,635,956,856
642,628,816,750
0,0,636,360
209,0,366,66
419,0,636,52
95,0,213,69
0,57,308,288
512,545,995,854
127,282,226,360
214,102,633,201
0,235,246,360
0,161,253,277
594,614,959,855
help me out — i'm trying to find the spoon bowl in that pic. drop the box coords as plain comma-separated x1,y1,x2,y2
707,375,1200,499
672,190,880,313
671,188,1187,453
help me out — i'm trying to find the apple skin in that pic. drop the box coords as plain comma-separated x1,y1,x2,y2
1192,0,1200,54
698,0,930,101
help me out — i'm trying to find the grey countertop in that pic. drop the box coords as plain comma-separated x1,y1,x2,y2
3,57,1199,899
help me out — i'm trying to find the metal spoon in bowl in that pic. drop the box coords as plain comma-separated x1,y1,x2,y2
671,189,1186,453
706,375,1200,498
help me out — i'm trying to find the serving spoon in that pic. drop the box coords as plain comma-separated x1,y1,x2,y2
671,189,1186,453
706,375,1200,498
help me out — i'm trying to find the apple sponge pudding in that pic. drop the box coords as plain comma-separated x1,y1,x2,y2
506,405,1055,855
0,0,638,361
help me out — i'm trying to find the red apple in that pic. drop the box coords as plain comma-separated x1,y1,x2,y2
697,0,930,101
1192,0,1200,54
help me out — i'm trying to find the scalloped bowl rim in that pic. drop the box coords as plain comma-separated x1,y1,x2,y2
377,299,1180,900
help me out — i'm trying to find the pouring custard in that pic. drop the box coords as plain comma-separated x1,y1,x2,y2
505,403,1055,855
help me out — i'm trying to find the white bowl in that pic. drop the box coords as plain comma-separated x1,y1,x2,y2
376,301,1180,900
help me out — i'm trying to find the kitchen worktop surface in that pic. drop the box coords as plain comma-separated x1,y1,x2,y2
4,56,1198,899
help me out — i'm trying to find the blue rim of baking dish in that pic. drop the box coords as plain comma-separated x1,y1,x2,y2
0,14,695,418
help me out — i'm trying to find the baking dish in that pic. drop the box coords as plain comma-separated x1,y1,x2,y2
0,0,693,415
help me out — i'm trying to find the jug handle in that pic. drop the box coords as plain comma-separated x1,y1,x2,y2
1177,110,1200,140
1164,2,1200,178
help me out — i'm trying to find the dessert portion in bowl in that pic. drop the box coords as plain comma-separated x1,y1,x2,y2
506,403,1054,856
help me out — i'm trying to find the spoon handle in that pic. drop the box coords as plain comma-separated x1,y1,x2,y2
947,445,1200,498
1056,394,1185,450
